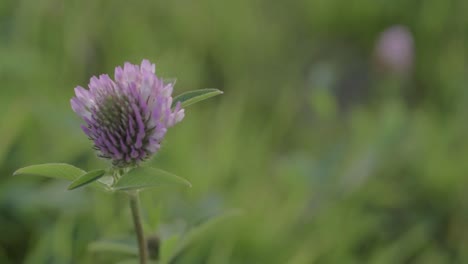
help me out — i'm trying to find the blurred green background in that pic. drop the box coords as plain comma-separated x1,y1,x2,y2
1,0,468,263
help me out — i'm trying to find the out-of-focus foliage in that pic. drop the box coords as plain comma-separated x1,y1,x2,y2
1,0,468,263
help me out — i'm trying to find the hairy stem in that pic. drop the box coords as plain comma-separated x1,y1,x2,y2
129,191,148,264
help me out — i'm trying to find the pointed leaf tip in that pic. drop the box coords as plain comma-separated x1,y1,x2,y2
172,88,223,108
68,169,106,190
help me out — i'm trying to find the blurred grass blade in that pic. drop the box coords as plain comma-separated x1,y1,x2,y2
116,259,157,264
114,166,192,191
0,100,28,168
171,89,223,108
167,210,242,263
115,260,139,264
88,240,138,256
160,235,180,264
13,163,85,181
68,169,106,190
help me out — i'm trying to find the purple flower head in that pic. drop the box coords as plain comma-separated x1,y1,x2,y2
71,60,184,167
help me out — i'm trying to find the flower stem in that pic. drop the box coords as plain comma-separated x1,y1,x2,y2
129,191,148,264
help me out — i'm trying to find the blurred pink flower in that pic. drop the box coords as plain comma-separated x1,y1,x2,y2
375,25,414,75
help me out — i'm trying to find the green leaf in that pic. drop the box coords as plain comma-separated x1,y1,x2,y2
172,89,223,108
167,210,242,263
114,166,192,191
67,169,106,190
13,163,85,181
88,239,138,256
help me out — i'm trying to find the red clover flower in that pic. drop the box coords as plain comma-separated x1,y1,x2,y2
71,60,184,167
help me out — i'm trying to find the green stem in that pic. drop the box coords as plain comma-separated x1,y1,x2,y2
129,191,148,264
